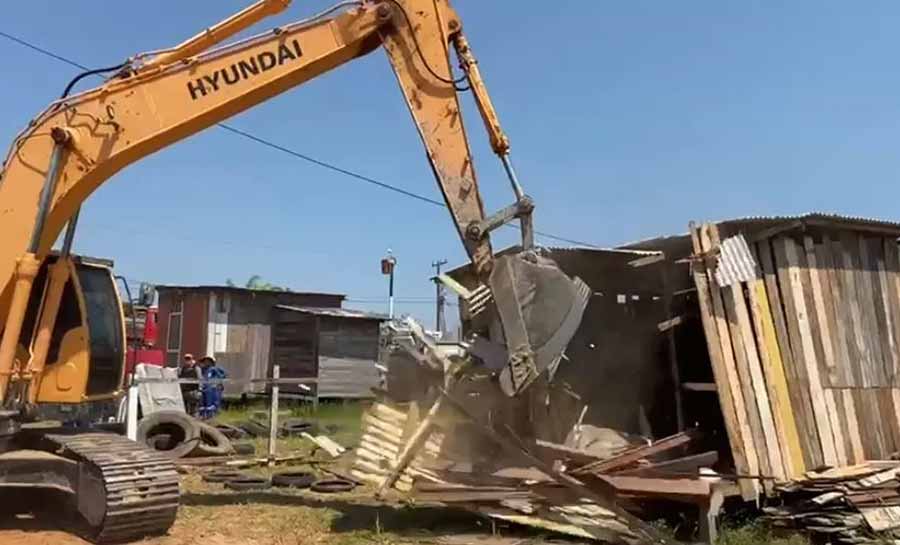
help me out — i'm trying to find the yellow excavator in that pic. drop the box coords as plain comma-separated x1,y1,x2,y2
0,0,589,541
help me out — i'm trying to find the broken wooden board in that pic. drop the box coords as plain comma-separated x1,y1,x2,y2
302,432,346,458
571,429,699,476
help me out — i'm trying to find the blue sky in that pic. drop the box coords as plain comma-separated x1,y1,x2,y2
3,1,900,327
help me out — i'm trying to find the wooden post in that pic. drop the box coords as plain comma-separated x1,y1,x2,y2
126,383,139,441
661,260,685,431
268,365,280,466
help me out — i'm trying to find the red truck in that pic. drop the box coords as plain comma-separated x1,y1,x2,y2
123,302,164,375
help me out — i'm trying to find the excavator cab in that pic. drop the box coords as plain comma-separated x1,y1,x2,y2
13,256,124,409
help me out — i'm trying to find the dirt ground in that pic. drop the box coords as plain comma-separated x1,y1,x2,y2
0,403,546,545
0,471,519,545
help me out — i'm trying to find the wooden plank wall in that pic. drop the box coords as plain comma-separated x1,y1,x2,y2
691,223,900,497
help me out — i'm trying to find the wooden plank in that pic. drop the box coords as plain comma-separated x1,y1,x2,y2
875,239,900,386
837,236,872,387
708,225,782,484
688,222,757,500
748,277,805,478
657,315,685,332
827,236,870,461
571,430,699,476
773,236,826,467
885,240,900,385
786,236,838,466
757,240,813,473
862,237,891,386
840,388,866,463
843,235,887,457
614,451,719,477
817,239,863,463
682,382,718,392
701,225,764,486
662,263,685,432
855,237,886,386
599,475,712,500
804,236,848,467
878,388,900,456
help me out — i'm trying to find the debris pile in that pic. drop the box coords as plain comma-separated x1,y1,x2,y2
358,318,742,543
765,461,900,544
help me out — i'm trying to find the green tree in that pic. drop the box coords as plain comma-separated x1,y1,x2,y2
241,275,288,292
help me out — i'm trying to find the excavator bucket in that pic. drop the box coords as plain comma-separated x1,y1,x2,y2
489,253,590,396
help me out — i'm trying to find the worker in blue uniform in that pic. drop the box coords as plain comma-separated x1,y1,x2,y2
198,356,227,419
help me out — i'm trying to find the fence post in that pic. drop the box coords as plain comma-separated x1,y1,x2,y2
268,365,280,465
126,383,139,441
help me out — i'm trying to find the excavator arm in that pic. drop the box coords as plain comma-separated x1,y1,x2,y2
0,0,588,408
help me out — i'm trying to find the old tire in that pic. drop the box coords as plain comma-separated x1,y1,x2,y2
232,442,256,456
202,470,247,483
137,410,200,459
148,434,175,450
279,419,313,436
310,479,356,493
214,423,249,440
237,420,270,438
224,477,271,491
272,471,315,489
188,422,233,457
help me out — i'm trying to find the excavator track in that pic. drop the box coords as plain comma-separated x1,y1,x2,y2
45,432,179,543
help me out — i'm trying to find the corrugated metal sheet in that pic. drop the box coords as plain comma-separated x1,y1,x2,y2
275,305,388,321
620,212,900,256
717,212,900,232
714,234,758,287
155,285,345,298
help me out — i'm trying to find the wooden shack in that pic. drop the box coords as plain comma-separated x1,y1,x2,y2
679,216,900,494
270,305,387,399
441,214,900,502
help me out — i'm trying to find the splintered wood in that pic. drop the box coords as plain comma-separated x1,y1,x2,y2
690,222,900,498
765,461,900,543
351,401,650,544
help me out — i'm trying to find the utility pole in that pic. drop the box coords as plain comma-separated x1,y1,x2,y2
431,259,448,334
381,250,398,319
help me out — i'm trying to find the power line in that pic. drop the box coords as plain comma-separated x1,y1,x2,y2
0,29,600,250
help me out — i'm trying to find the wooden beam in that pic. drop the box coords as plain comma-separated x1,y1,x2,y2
571,430,700,476
614,451,719,477
657,315,685,332
629,253,666,268
782,236,838,466
804,236,848,467
700,224,761,499
772,237,824,467
709,224,784,484
746,277,805,479
682,382,718,392
688,222,757,500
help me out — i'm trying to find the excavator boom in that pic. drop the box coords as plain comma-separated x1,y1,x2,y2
0,2,589,539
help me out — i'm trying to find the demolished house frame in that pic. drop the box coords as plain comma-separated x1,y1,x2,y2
355,213,900,543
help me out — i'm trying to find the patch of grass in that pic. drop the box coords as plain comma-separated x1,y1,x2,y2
214,399,366,450
718,520,809,545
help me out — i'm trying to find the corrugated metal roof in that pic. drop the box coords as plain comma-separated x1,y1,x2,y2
275,305,388,321
619,212,900,256
717,212,900,232
546,246,662,256
155,285,345,298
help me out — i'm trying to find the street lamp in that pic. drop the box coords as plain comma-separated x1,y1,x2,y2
381,249,398,319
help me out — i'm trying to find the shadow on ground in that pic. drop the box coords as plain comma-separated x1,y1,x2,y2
0,489,92,542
